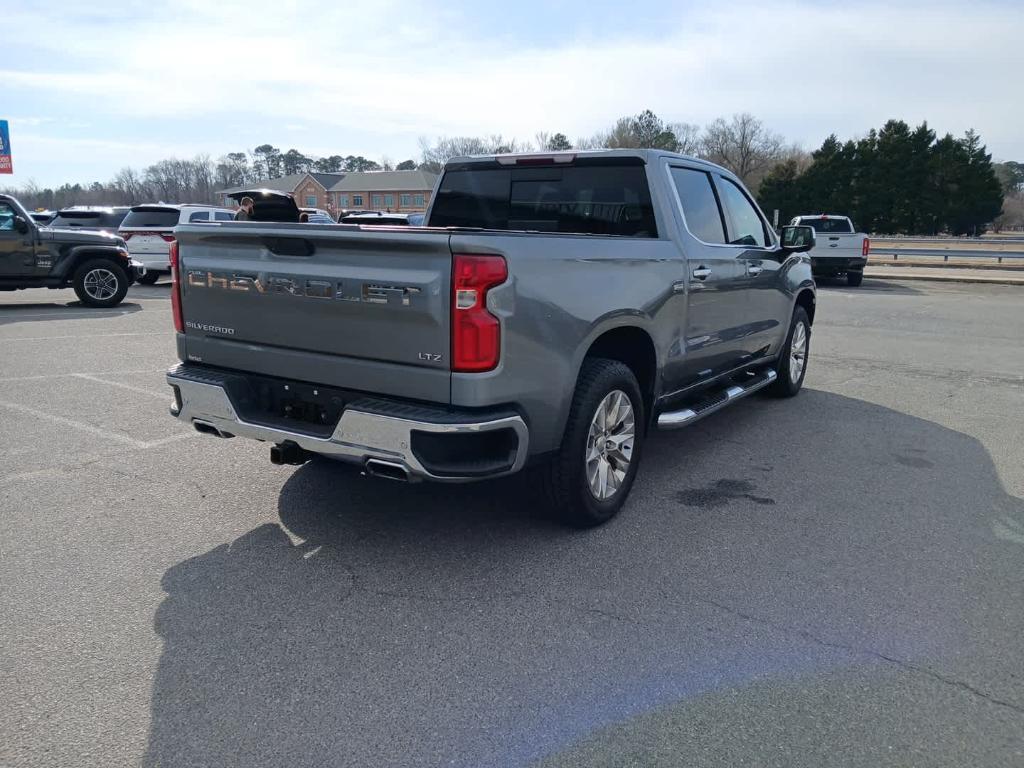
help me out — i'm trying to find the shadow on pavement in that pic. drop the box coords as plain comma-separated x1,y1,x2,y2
144,390,1024,767
815,276,925,294
0,301,142,327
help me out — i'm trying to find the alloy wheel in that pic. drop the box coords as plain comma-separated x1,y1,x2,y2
83,268,119,301
585,389,636,500
790,321,808,383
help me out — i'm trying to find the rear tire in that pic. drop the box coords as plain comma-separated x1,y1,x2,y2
767,306,810,398
539,358,644,528
136,271,160,285
847,271,864,287
72,259,129,308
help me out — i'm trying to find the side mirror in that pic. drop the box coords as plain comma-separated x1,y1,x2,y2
780,224,814,253
14,215,30,235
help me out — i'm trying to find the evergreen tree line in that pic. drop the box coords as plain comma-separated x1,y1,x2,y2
758,120,1006,235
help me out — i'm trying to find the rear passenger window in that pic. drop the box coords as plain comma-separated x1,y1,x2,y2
716,178,769,247
214,211,234,221
429,162,657,237
188,211,210,222
670,168,726,244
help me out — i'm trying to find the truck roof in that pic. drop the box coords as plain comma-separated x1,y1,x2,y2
444,148,727,174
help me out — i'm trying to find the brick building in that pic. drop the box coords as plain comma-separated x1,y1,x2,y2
218,169,437,216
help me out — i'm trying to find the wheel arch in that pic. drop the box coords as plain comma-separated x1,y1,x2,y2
795,287,816,325
577,323,658,429
58,246,129,281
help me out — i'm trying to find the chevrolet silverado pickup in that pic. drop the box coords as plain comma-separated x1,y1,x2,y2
166,150,817,527
791,214,869,286
0,194,136,307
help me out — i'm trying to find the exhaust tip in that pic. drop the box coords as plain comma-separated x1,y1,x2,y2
364,459,410,482
193,420,231,438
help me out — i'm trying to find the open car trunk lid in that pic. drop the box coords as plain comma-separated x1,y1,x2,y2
174,222,453,403
228,189,301,222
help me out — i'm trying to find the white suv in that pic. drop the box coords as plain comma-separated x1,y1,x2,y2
119,204,235,284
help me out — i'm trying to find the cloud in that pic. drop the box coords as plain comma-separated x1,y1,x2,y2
1,0,1021,181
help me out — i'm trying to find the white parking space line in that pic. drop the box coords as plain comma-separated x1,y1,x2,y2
0,308,162,318
0,398,195,450
0,398,149,447
0,332,168,342
72,373,169,400
0,369,164,383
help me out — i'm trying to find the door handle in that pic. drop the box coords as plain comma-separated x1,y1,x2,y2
691,266,712,280
747,265,763,276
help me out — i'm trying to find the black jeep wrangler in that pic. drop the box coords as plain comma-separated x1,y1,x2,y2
0,194,136,308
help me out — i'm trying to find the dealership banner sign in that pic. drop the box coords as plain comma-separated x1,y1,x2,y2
0,120,12,174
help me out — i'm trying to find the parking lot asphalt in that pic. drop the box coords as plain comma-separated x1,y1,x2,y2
2,277,1023,767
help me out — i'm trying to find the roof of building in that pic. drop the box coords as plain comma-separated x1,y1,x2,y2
328,170,437,193
217,172,345,196
217,170,435,196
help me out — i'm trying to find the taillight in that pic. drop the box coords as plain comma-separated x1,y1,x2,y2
160,233,176,243
452,254,507,372
862,237,870,257
169,240,184,333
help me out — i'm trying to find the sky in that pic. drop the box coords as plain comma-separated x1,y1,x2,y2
1,0,1021,188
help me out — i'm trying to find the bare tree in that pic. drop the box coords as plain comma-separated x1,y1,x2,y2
667,122,701,155
418,135,532,172
573,135,603,150
216,153,250,189
599,117,637,149
191,155,215,203
113,167,147,204
701,113,784,185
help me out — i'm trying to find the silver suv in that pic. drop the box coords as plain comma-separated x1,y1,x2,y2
119,204,235,284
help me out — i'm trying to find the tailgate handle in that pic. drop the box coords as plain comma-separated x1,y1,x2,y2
262,237,316,257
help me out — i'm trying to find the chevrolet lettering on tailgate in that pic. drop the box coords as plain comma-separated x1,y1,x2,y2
186,271,421,306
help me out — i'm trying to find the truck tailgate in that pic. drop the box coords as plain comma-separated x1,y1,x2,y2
815,232,863,258
174,223,452,403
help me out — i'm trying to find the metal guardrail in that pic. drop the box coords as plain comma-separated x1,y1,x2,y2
870,248,1024,263
872,235,1024,244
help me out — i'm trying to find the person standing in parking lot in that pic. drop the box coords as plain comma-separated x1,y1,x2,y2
234,197,254,221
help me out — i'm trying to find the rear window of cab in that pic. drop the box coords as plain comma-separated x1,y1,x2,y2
429,161,657,237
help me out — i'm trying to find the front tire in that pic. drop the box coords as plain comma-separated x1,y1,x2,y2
540,358,644,528
72,259,129,308
767,305,810,398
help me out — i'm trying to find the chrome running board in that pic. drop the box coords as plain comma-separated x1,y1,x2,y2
657,369,777,430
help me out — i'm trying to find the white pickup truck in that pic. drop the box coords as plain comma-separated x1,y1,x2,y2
790,214,869,286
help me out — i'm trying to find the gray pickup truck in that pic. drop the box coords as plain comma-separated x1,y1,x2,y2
166,150,817,526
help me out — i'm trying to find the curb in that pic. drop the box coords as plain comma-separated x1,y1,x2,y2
865,270,1024,286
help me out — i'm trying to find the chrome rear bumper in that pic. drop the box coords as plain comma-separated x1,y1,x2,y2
167,365,528,482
